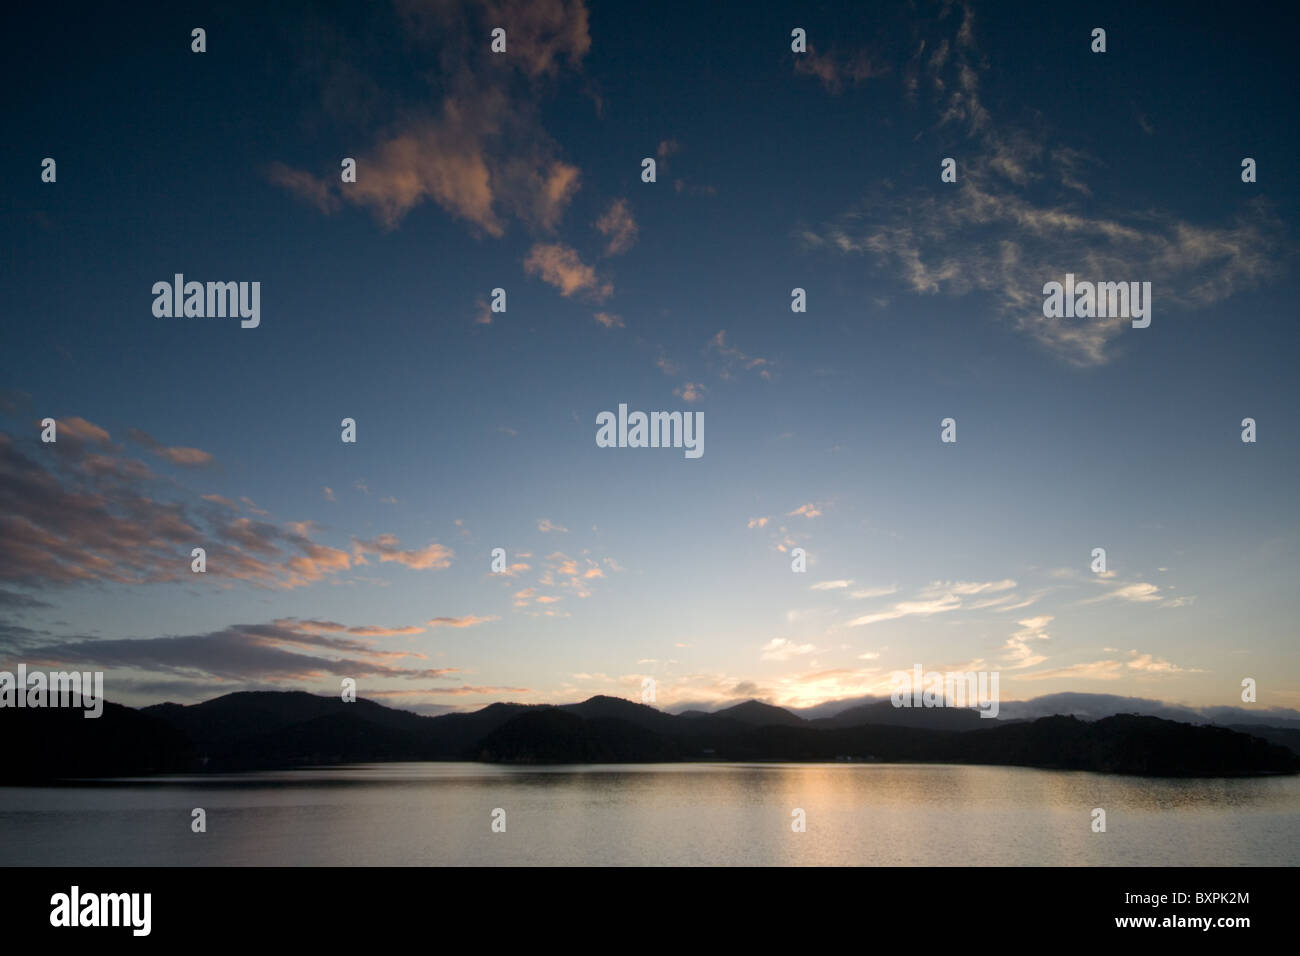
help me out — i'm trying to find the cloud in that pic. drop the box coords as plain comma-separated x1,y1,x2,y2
524,243,612,299
0,427,376,590
1002,615,1052,669
352,534,453,570
593,311,624,328
51,417,111,445
794,47,889,94
1079,581,1163,605
1125,651,1192,674
969,591,1038,610
345,625,426,637
810,579,852,591
760,638,817,662
273,618,431,639
846,579,1015,627
850,585,898,599
474,0,591,79
427,615,498,629
920,579,1016,597
266,162,339,214
494,559,531,577
509,548,611,611
271,1,591,234
848,593,961,627
708,330,772,381
12,620,460,684
537,518,567,533
279,104,507,234
545,551,601,597
1012,659,1121,681
747,517,769,529
674,382,706,402
801,4,1288,366
1016,649,1200,682
787,503,822,518
655,355,681,376
0,589,51,610
350,107,500,233
595,198,637,255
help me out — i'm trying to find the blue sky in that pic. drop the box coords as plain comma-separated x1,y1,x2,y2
2,0,1297,715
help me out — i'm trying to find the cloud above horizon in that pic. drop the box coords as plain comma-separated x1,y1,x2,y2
3,619,460,684
0,424,451,590
799,2,1289,366
270,0,592,235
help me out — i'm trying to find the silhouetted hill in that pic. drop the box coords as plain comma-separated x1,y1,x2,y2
711,700,806,727
815,699,988,731
960,714,1300,775
558,695,682,733
142,690,428,749
476,709,682,763
136,691,543,768
5,692,1298,780
1222,723,1300,757
415,701,542,756
473,709,1299,775
1,702,195,782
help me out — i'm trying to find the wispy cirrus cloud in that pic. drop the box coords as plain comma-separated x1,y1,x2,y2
850,585,898,599
708,330,772,381
427,615,498,629
794,46,888,94
800,1,1288,366
759,638,818,662
848,592,961,628
1078,580,1191,607
1014,649,1201,682
1002,615,1052,669
847,578,1017,627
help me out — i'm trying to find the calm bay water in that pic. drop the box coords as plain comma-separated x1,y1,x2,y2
2,762,1297,866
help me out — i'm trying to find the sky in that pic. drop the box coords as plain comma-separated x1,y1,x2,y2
2,0,1298,716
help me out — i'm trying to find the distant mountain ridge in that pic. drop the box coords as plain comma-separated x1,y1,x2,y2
3,690,1298,781
778,691,1300,727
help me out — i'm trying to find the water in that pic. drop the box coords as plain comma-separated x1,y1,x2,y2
2,763,1297,866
